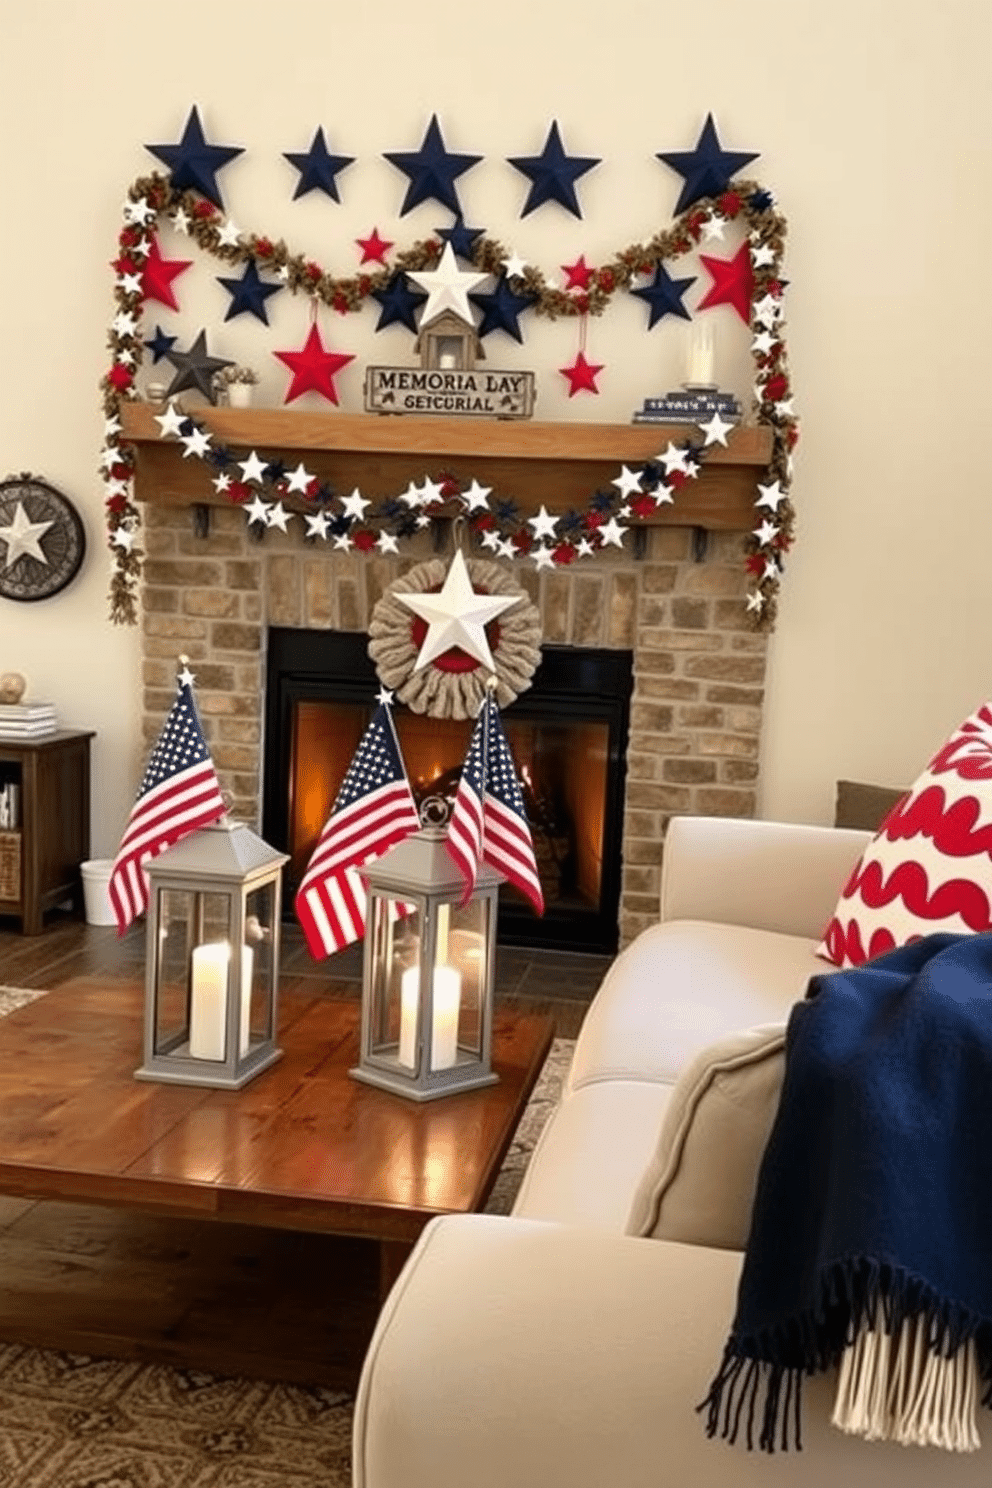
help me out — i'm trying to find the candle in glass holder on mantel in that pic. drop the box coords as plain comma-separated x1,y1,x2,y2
685,320,716,387
189,941,254,1060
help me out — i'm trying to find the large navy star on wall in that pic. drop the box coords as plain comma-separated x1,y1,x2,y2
145,106,243,210
630,264,696,328
216,261,282,324
371,274,428,333
283,127,354,202
507,121,599,219
656,114,759,214
384,115,482,217
469,278,535,342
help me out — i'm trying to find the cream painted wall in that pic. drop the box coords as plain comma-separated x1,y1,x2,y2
1,0,989,853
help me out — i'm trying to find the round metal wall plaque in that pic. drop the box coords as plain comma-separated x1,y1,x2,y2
0,474,86,602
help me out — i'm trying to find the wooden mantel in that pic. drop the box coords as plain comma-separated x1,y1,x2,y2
121,403,773,530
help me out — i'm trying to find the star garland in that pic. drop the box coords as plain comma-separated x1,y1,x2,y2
101,171,798,631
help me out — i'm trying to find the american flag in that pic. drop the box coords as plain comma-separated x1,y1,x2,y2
108,672,226,935
445,691,544,916
295,702,421,959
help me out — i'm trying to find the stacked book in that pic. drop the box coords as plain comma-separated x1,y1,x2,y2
0,702,57,739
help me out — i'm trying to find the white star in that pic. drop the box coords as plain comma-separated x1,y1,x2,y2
762,557,780,582
239,451,269,485
130,237,150,260
658,441,691,476
395,550,519,673
99,445,119,472
112,310,138,337
217,218,242,248
753,519,779,546
752,294,781,329
598,517,627,549
755,481,786,513
267,502,291,532
171,207,192,235
501,252,528,279
420,477,446,506
461,479,491,512
653,485,675,507
576,538,595,558
277,265,290,282
399,481,424,509
480,529,500,551
530,544,555,570
305,511,332,540
408,242,488,328
377,531,400,554
103,477,130,500
332,532,353,551
181,428,212,459
285,462,315,494
104,415,122,438
701,214,726,241
341,487,370,520
775,398,795,418
112,526,136,552
699,411,736,447
376,686,395,706
746,591,765,614
177,665,196,687
245,495,271,526
416,514,432,529
612,465,643,499
528,505,559,540
0,501,54,568
495,537,516,559
212,473,233,494
750,241,777,269
154,402,188,438
123,196,155,226
116,349,136,369
752,330,776,356
119,272,143,296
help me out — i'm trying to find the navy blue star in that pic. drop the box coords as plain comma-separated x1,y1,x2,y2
437,219,484,261
748,188,774,213
216,261,282,324
656,114,759,215
469,278,535,342
507,121,599,219
630,264,695,329
145,106,243,210
283,127,354,202
384,115,482,217
371,274,428,333
144,325,177,363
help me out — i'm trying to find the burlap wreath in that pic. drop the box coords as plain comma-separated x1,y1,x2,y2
368,556,542,719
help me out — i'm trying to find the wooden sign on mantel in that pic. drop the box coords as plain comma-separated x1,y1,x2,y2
364,366,536,420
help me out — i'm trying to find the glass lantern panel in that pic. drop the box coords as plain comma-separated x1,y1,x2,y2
188,890,238,1062
432,896,491,1069
153,887,195,1056
367,895,423,1071
245,881,277,1046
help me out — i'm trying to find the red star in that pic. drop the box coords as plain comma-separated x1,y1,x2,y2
697,241,755,324
274,323,355,405
140,234,193,311
559,351,604,397
561,254,594,291
356,227,394,266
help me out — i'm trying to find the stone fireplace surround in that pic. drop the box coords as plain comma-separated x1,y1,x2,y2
139,503,767,951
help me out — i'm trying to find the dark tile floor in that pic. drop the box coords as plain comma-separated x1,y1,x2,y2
0,911,613,1038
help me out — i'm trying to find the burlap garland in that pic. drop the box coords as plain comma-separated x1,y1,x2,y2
368,557,542,719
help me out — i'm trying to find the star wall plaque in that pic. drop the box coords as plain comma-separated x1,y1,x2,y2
0,475,86,602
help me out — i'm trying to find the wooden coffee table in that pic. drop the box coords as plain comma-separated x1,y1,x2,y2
0,977,555,1304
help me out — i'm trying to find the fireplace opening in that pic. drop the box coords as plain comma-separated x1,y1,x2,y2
262,629,633,954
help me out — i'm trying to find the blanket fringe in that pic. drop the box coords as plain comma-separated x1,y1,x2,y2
833,1318,981,1451
697,1345,804,1452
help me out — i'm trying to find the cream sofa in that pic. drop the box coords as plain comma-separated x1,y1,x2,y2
353,816,992,1487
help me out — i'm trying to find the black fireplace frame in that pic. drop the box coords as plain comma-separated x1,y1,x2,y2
262,628,633,955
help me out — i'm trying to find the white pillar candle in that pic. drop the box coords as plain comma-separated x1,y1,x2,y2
398,963,463,1071
686,320,715,386
189,942,254,1061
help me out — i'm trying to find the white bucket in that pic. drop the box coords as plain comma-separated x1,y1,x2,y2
80,859,116,927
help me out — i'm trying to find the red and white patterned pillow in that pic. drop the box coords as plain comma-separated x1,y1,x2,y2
819,700,992,968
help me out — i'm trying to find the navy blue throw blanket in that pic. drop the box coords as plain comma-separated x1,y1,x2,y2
700,932,992,1452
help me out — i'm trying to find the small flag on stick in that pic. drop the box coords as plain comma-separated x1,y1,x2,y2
445,688,544,916
108,662,226,935
295,700,421,960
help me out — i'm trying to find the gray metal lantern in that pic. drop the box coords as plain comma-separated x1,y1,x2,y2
135,817,289,1089
351,826,500,1101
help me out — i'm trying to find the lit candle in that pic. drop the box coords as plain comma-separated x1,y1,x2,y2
686,320,715,386
398,962,463,1071
189,942,254,1061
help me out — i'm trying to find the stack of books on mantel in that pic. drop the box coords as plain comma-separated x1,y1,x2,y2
0,702,58,739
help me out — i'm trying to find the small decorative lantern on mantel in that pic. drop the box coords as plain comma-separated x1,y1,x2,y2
351,826,499,1101
135,817,289,1089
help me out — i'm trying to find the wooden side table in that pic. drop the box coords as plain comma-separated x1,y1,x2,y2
0,730,94,934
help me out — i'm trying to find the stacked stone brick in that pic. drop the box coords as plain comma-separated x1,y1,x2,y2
140,506,767,948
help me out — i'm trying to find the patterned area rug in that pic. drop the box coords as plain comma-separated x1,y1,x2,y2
0,988,573,1488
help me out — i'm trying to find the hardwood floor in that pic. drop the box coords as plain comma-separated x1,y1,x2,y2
0,910,610,1386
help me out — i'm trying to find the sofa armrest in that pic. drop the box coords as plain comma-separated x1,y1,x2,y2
354,1214,987,1488
660,816,871,941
